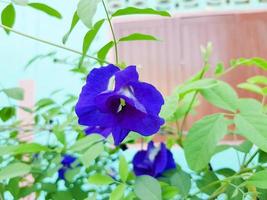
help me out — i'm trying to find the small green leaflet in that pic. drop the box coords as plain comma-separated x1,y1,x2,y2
201,81,238,112
0,163,31,181
1,3,16,34
119,33,159,42
0,107,16,122
28,3,62,19
62,11,79,44
97,41,114,64
70,134,103,152
235,113,267,152
134,175,162,200
184,114,228,171
88,174,114,185
80,142,104,167
12,0,28,6
82,19,105,54
2,87,24,100
247,169,267,189
0,143,50,156
232,57,267,71
248,75,267,86
110,184,126,200
112,7,170,17
77,0,100,28
119,156,129,182
238,83,264,95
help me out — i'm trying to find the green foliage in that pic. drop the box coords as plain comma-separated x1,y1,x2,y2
119,33,159,42
0,107,16,121
184,114,228,171
0,163,31,181
110,184,126,200
88,174,114,185
77,0,100,28
112,7,171,17
235,113,267,152
2,87,24,100
119,155,129,182
1,1,267,199
247,170,267,189
62,11,79,44
28,3,62,18
201,81,238,112
134,175,162,200
1,3,15,34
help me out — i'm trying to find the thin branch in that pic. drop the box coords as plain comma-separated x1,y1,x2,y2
0,24,111,64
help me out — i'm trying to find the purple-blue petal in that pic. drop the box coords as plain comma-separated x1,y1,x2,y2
75,65,119,115
115,65,139,90
153,143,168,176
112,127,130,146
165,150,176,171
131,82,164,115
58,168,66,180
76,105,116,127
118,105,164,136
85,126,112,138
133,151,154,176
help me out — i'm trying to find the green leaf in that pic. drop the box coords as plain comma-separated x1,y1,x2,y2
88,174,114,185
119,33,159,42
233,140,253,153
259,150,267,163
178,78,218,96
97,41,114,64
119,156,129,182
235,113,267,152
134,175,162,200
65,167,81,182
28,3,61,19
110,184,126,200
0,163,31,181
247,169,267,189
184,114,228,171
77,0,100,28
1,4,15,34
70,134,103,152
112,7,170,17
62,11,79,44
12,0,28,6
237,98,262,114
0,107,16,122
215,168,236,177
200,81,238,112
82,19,105,54
2,87,24,100
169,170,191,197
80,142,104,167
238,83,264,95
248,75,267,86
215,62,225,76
0,143,50,156
35,98,55,110
196,171,220,195
232,57,267,71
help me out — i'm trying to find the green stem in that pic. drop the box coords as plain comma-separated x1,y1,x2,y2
243,149,259,168
0,24,110,64
101,0,119,65
178,65,208,144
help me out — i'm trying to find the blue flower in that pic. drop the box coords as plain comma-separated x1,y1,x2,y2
75,65,164,145
58,154,76,180
133,141,176,177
